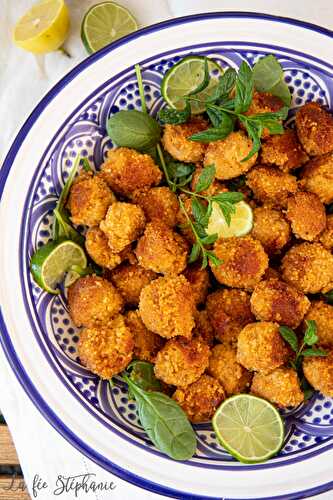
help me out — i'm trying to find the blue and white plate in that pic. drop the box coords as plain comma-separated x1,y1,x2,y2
1,13,333,499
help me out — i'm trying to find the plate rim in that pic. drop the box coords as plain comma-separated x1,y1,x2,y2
1,11,333,500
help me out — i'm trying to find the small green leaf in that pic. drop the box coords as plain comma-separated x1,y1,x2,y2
253,55,283,92
188,242,201,263
269,80,292,106
211,192,244,204
158,102,191,125
250,106,289,122
234,61,254,114
187,57,210,96
300,377,315,401
127,361,162,392
261,120,284,135
206,106,235,132
107,110,161,151
304,320,318,346
302,348,327,357
201,252,208,269
279,326,298,352
205,68,237,103
240,118,262,162
201,233,218,245
194,164,216,193
215,201,236,226
189,125,233,143
191,198,207,223
206,251,223,267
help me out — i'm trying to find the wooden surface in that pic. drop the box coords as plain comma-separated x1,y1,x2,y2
0,424,30,499
0,426,19,465
0,477,30,499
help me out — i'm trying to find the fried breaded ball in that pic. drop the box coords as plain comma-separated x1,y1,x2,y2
173,374,225,423
78,315,134,378
251,206,291,255
237,322,290,374
193,310,215,346
110,263,157,306
100,201,146,253
125,310,164,363
286,191,326,241
250,278,310,328
131,187,179,227
281,242,333,294
208,344,252,395
139,275,195,339
245,91,284,138
303,301,333,347
303,350,333,397
190,166,227,197
301,153,333,204
204,131,258,180
295,102,333,156
135,220,188,275
183,264,209,306
85,227,129,270
211,236,268,290
320,214,333,250
206,289,254,344
154,337,210,387
68,172,116,227
251,368,304,408
260,129,308,172
68,275,123,327
100,147,162,197
246,165,298,208
161,116,208,163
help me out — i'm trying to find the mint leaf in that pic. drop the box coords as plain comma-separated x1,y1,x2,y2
240,118,262,162
211,192,243,204
234,61,254,113
302,348,327,357
158,102,191,124
304,320,318,346
194,164,216,193
191,198,207,223
188,242,201,263
205,68,237,103
206,251,223,267
189,124,233,143
279,326,298,352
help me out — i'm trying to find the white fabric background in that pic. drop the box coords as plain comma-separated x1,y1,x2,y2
1,1,333,498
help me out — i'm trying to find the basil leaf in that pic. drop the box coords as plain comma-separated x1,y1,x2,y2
241,119,262,162
279,326,298,352
270,80,292,106
125,377,197,460
189,242,201,263
189,124,233,143
253,55,283,92
304,320,318,346
205,68,237,103
323,290,333,304
191,198,207,223
107,110,161,151
127,361,162,392
302,348,327,357
234,61,254,114
158,102,191,125
53,208,84,246
187,57,210,96
211,192,244,204
194,164,216,193
167,162,195,179
206,251,223,267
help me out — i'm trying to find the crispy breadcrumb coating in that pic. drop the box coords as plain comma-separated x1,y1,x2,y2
154,337,210,387
139,275,195,339
85,227,130,270
173,374,225,423
260,129,308,172
251,368,304,408
183,264,210,306
125,310,164,363
78,315,134,378
286,191,326,241
211,236,268,289
237,322,290,374
250,278,310,328
135,220,188,275
244,92,284,138
190,166,227,196
296,102,333,156
161,116,208,163
303,301,333,347
301,153,333,204
193,310,215,346
320,214,333,250
208,344,252,395
251,206,291,255
131,187,179,227
68,275,123,327
110,263,157,306
303,350,333,397
100,201,146,253
246,165,298,208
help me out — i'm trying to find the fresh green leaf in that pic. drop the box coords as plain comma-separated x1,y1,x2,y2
302,348,327,357
107,110,161,151
193,221,207,239
279,326,298,352
81,157,93,172
127,361,162,392
201,252,208,269
158,102,191,125
194,164,216,192
253,55,283,92
215,201,236,226
250,106,289,122
241,118,262,162
201,233,218,245
167,162,195,179
189,125,233,143
188,242,201,263
206,251,223,267
211,192,244,204
234,61,254,114
124,376,197,461
205,68,237,103
53,208,84,246
260,120,284,135
301,377,315,401
304,320,318,346
206,106,235,131
187,57,210,96
191,198,207,223
269,80,292,106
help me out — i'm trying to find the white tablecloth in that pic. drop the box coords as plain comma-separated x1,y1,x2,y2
1,1,333,498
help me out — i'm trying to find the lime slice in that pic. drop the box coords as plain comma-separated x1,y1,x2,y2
207,201,253,238
13,0,70,54
81,1,138,54
161,56,223,114
31,240,87,294
212,394,284,463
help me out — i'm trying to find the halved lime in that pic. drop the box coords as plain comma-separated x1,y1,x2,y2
207,201,253,238
212,394,284,463
161,55,223,114
81,1,138,54
31,240,87,294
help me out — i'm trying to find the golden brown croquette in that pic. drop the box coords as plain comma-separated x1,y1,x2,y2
183,264,210,306
208,343,252,395
260,129,308,172
244,92,284,138
193,310,215,346
237,322,290,374
190,166,227,197
68,275,123,327
301,153,333,204
131,187,179,227
100,147,162,197
110,263,157,306
303,350,333,397
211,236,268,290
139,275,195,339
246,165,298,208
251,206,291,255
125,310,164,363
154,337,210,387
161,116,208,163
85,227,129,270
78,315,134,379
320,214,333,250
295,102,333,156
250,278,310,328
303,301,333,347
286,191,326,241
100,201,146,253
251,368,304,408
135,220,188,275
173,374,225,423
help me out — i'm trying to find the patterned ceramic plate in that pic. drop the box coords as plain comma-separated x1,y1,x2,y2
1,13,333,500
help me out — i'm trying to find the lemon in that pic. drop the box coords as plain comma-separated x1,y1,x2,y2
207,201,253,238
212,394,284,463
13,0,70,54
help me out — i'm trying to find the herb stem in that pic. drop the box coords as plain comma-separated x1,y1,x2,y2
178,196,205,253
178,187,208,200
156,143,174,188
135,64,147,114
